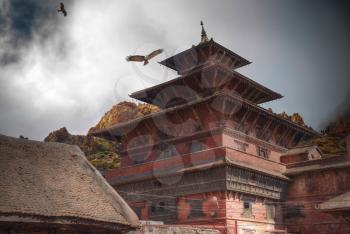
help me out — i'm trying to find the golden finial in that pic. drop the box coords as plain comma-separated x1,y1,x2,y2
200,20,209,44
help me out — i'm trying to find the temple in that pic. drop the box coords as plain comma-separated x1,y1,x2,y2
93,23,350,234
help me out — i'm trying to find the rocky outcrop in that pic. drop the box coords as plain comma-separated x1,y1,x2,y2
313,113,350,155
88,101,159,134
299,113,350,155
44,127,119,170
277,112,307,127
45,101,160,171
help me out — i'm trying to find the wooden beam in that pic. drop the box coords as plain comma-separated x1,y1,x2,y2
236,108,252,130
144,120,155,134
267,123,280,142
240,85,252,98
260,118,273,139
231,78,241,93
213,68,220,91
191,107,205,130
219,50,227,62
251,91,262,103
278,127,291,145
205,102,220,122
222,54,232,67
190,49,200,66
227,58,235,68
252,93,263,103
286,130,298,147
228,100,242,118
246,112,261,134
242,88,255,100
182,53,194,72
218,72,231,92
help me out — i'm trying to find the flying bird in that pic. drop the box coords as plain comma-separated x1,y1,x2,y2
126,49,163,65
58,2,67,17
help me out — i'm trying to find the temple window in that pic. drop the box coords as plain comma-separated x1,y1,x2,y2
255,126,263,138
188,199,205,218
242,201,253,218
158,202,165,212
266,204,276,220
284,205,305,219
188,141,203,153
242,230,256,234
257,146,269,159
235,140,248,152
153,180,162,188
150,204,156,214
131,152,147,164
158,145,178,159
150,201,167,216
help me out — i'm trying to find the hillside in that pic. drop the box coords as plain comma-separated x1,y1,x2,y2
44,101,160,171
312,113,350,155
88,101,159,133
45,101,349,168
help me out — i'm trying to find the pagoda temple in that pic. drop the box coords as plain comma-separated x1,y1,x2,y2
93,22,321,234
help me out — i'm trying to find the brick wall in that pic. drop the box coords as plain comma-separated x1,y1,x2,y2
285,166,350,234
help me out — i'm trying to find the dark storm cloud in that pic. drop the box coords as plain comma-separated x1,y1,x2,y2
9,0,50,38
0,0,73,65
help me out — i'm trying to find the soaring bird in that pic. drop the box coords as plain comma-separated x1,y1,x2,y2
126,49,163,65
58,2,67,17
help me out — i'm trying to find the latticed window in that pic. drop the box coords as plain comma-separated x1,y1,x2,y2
257,146,269,158
241,201,253,218
266,204,276,220
235,140,248,152
158,145,178,159
188,141,203,153
188,199,205,218
284,205,305,219
150,201,168,216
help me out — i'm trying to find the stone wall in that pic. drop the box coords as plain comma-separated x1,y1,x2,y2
128,224,221,234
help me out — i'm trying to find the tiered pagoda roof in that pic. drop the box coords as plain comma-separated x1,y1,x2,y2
159,38,251,75
93,22,319,147
130,63,282,108
130,23,283,108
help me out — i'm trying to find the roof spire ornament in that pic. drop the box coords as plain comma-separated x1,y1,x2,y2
200,20,209,44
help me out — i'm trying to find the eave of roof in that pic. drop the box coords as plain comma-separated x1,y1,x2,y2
92,92,320,138
107,154,289,187
317,191,350,211
0,134,139,230
284,156,350,175
281,145,321,157
159,39,251,72
130,64,282,105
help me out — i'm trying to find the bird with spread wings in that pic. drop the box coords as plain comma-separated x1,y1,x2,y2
58,2,67,17
126,49,163,65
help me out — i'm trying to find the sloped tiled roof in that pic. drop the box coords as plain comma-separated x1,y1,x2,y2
281,145,322,157
318,191,350,211
0,134,139,231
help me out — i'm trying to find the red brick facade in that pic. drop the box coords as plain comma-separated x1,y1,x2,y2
93,36,348,234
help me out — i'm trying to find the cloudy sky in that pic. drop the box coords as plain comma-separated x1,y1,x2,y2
0,0,349,140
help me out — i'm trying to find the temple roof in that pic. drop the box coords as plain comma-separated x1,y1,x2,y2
159,39,251,75
0,134,139,231
284,155,350,175
281,145,323,157
93,92,320,140
130,64,282,108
